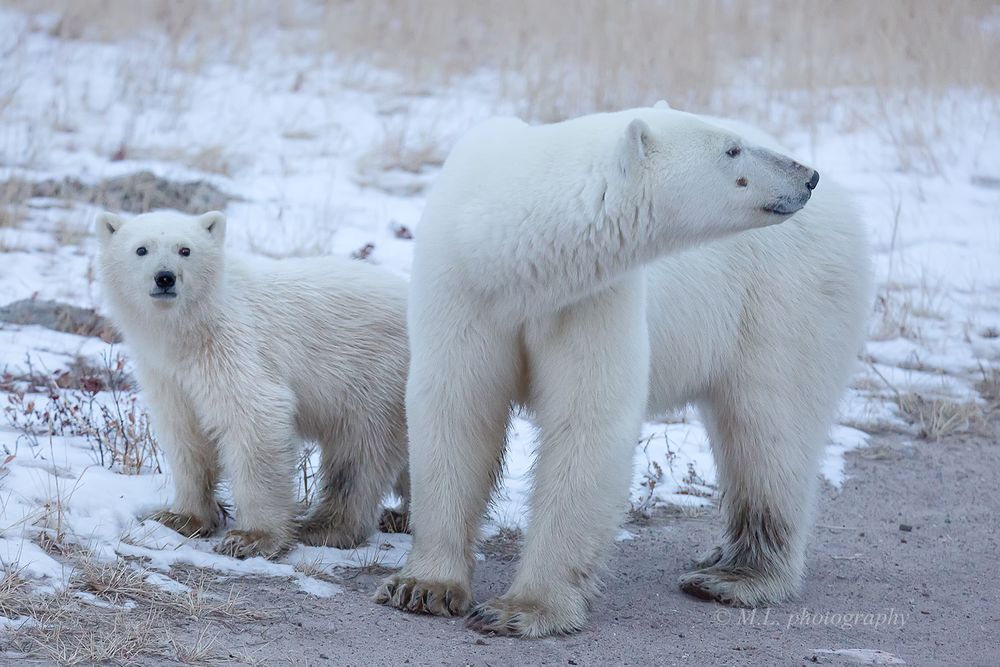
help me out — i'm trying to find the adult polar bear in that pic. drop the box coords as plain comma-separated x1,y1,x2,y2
376,106,871,637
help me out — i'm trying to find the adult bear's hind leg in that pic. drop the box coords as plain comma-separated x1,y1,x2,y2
680,379,829,606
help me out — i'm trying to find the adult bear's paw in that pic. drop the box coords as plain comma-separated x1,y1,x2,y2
373,576,470,617
678,566,792,607
465,593,588,638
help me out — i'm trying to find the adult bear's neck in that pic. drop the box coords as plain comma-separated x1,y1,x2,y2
500,148,663,313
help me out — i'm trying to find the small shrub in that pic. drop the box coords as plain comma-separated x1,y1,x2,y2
4,353,160,474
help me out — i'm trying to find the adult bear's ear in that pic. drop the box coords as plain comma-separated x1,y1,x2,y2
95,212,124,243
197,211,226,241
620,118,654,172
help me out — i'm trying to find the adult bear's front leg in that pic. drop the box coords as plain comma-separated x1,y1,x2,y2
466,272,649,637
375,316,521,617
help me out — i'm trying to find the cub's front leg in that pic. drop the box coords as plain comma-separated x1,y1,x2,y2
141,371,225,538
210,382,300,559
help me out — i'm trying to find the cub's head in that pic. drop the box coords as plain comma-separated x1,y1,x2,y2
96,210,226,317
608,110,819,247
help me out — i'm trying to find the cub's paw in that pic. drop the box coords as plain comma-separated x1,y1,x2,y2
378,508,410,534
215,529,289,560
296,518,367,549
149,509,221,538
678,566,790,607
373,576,470,617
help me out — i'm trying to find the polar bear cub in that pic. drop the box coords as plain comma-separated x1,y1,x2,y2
376,107,869,637
97,210,409,559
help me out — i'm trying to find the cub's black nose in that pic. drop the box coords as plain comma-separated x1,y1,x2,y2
807,170,820,190
155,271,176,289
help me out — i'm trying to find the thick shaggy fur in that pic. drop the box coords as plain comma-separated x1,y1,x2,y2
375,107,871,637
97,211,409,559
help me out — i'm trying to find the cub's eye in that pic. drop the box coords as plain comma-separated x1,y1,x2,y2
179,247,191,257
726,146,741,158
136,247,148,256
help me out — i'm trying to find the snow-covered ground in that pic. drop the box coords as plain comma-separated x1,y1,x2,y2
1,7,998,599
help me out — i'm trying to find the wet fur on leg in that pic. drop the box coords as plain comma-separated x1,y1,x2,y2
680,497,802,606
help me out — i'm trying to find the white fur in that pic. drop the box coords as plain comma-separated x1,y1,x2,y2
97,211,409,558
376,107,871,637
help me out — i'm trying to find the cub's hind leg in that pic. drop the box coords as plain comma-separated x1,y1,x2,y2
299,419,406,548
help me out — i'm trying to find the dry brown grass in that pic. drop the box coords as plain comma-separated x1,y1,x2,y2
0,204,25,230
0,179,29,230
976,365,1000,408
1,560,168,665
2,555,268,665
129,144,239,176
22,606,166,666
10,1,997,122
870,278,949,342
0,563,32,618
894,392,984,441
53,216,90,247
347,2,999,89
1,0,993,181
292,554,331,579
171,625,222,665
359,121,448,175
74,559,267,621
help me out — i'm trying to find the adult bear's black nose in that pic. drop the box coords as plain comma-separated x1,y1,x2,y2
155,271,176,289
807,170,820,190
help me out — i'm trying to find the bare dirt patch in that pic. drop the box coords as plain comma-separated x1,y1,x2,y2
0,171,234,215
0,298,118,342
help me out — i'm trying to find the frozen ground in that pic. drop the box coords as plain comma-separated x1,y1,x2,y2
0,7,998,665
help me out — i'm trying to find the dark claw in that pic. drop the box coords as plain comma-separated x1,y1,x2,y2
394,582,411,607
680,577,716,601
465,605,501,632
373,584,390,604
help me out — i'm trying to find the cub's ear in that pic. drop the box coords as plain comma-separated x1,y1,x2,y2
197,211,226,241
620,118,654,171
95,212,124,243
653,99,671,110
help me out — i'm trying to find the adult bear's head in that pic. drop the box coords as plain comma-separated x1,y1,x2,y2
606,109,819,248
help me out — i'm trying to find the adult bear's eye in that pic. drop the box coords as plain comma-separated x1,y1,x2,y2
136,246,148,256
179,247,191,257
727,146,741,158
